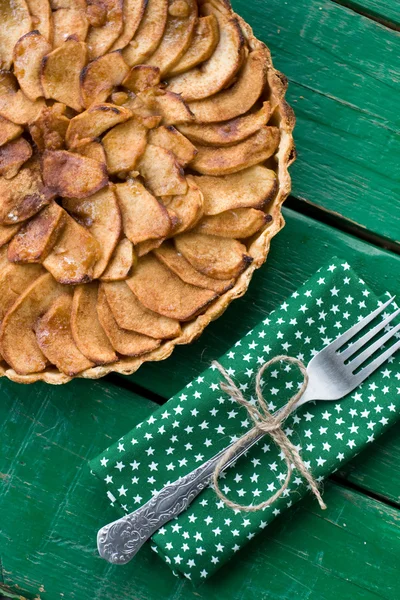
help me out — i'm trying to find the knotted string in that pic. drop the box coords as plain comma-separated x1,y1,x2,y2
211,356,327,512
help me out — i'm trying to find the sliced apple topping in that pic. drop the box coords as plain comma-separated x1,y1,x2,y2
63,186,121,278
1,272,64,374
161,178,203,234
191,126,280,175
102,118,147,174
149,126,197,166
0,0,32,70
139,144,187,196
110,0,146,51
175,231,252,279
116,179,171,245
178,102,271,146
66,103,132,148
126,253,217,320
139,88,194,125
76,140,107,164
0,88,45,126
97,286,161,356
0,117,23,147
0,157,54,224
167,4,244,101
42,150,108,198
100,237,135,281
52,8,89,47
26,0,53,42
80,51,130,107
0,138,32,179
0,262,44,322
146,0,197,76
122,65,160,93
86,0,123,59
193,166,277,215
188,48,268,122
41,37,87,111
13,31,51,101
168,14,219,77
154,242,233,293
102,280,181,338
36,293,95,376
8,202,65,263
71,283,117,363
43,210,100,283
192,207,270,238
122,0,169,67
29,105,70,151
0,223,21,248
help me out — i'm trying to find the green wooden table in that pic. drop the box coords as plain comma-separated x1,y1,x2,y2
1,1,399,599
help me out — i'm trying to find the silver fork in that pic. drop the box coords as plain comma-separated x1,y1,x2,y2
97,296,400,565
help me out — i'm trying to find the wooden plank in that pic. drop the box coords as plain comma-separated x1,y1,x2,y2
340,0,400,28
1,376,400,600
126,208,400,505
230,0,400,244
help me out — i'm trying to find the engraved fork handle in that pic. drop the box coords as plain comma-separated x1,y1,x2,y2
97,392,313,565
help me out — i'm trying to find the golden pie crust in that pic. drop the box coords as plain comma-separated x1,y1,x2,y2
0,0,295,384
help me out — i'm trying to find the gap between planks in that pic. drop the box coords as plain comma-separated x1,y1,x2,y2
330,0,400,31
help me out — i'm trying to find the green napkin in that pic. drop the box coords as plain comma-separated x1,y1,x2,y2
90,259,400,584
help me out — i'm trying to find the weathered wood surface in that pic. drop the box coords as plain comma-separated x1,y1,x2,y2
343,0,400,27
1,376,400,600
231,0,400,245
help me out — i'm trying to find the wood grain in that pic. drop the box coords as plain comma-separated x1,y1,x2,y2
338,0,400,27
231,0,400,244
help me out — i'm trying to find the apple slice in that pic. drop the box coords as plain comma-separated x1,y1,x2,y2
8,202,65,263
1,272,64,374
86,0,123,59
122,0,168,67
66,103,132,148
167,5,244,101
193,166,277,215
0,262,43,322
189,48,268,123
0,0,32,70
97,287,161,356
192,208,270,238
52,8,89,47
175,232,252,279
0,223,21,248
161,178,203,234
71,283,117,363
41,37,87,112
126,253,216,320
154,242,233,293
0,138,32,179
149,126,197,166
116,179,171,245
76,140,107,164
139,144,187,196
179,102,271,146
36,293,95,376
13,31,51,101
102,280,181,338
43,210,100,283
0,157,54,224
29,105,70,151
42,150,108,198
102,118,147,174
139,88,194,125
110,0,146,51
26,0,53,41
122,65,160,93
63,186,121,278
0,89,45,126
168,14,219,77
100,238,135,281
191,126,280,175
135,237,166,257
81,51,130,108
0,117,23,147
146,0,197,76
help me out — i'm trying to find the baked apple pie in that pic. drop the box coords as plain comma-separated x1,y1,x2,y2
0,0,295,383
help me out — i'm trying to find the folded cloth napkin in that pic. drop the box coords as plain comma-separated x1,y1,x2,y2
90,259,400,583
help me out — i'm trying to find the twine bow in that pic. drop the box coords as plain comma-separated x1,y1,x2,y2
212,356,327,512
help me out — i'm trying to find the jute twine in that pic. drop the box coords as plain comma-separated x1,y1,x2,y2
211,356,327,512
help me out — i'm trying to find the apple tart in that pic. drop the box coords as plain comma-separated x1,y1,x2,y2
0,0,295,383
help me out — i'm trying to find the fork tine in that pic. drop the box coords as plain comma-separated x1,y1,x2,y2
351,337,400,388
340,307,400,361
328,296,395,352
348,321,400,371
